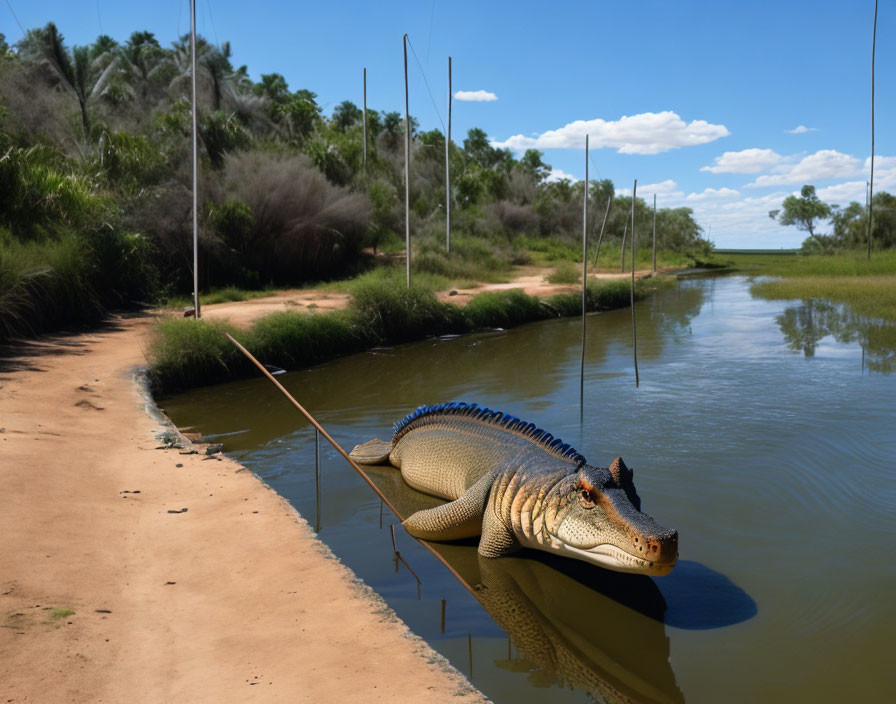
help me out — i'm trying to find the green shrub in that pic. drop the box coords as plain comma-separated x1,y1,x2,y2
350,277,465,343
464,289,547,329
249,309,364,366
546,261,581,284
146,317,247,392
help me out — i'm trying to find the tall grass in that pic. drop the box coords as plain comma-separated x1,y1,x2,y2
723,250,896,277
0,231,104,339
750,277,896,322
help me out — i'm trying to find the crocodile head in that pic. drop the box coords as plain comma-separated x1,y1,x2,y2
542,457,678,576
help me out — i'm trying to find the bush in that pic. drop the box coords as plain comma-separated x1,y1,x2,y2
215,150,371,284
464,289,547,329
350,277,465,344
546,261,581,284
146,317,246,392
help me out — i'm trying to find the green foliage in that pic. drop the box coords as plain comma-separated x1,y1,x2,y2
95,130,166,193
200,111,248,168
769,185,833,248
350,277,465,343
546,261,581,284
464,289,547,329
0,143,110,235
249,309,363,366
147,317,246,391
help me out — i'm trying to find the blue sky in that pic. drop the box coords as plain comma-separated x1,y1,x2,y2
4,1,893,248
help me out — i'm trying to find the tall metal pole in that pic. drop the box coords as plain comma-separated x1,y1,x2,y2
868,0,878,261
403,34,411,287
652,193,657,273
580,135,589,420
446,56,452,253
631,180,639,387
362,67,367,171
190,0,200,318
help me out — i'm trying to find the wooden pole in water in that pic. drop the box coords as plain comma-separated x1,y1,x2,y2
403,34,411,286
224,332,477,592
592,195,611,268
446,56,452,253
190,0,200,318
620,213,628,273
631,180,640,387
652,193,657,273
868,0,878,261
362,67,367,171
580,135,589,421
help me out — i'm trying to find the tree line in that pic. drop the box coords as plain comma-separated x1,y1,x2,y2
0,24,710,340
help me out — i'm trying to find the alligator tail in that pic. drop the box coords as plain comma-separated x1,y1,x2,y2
348,438,393,464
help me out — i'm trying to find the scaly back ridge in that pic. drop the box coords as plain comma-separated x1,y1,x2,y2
393,401,586,464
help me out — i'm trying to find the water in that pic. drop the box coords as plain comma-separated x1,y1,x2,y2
160,276,896,703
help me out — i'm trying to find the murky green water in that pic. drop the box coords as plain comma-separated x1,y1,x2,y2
160,276,896,703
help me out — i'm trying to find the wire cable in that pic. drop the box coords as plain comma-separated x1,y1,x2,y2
3,0,25,37
205,0,220,49
406,34,445,131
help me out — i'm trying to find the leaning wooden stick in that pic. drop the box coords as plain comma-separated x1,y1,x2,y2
226,333,403,517
224,332,474,592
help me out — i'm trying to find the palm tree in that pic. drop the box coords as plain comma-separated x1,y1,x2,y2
17,23,123,143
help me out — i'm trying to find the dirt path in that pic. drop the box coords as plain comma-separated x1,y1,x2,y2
0,315,485,703
198,267,658,324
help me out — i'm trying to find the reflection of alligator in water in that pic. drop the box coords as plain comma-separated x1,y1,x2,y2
776,299,896,374
363,463,686,704
351,402,678,576
469,552,685,704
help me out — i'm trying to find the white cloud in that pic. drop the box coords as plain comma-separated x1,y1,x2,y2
816,181,867,203
454,90,497,102
492,111,729,155
616,180,683,199
545,168,577,183
700,148,783,174
686,187,740,201
786,125,818,134
685,190,807,248
747,149,860,187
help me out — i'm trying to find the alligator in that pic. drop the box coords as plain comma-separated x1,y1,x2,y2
349,402,678,576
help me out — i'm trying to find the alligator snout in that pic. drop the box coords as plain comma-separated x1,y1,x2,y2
633,529,678,567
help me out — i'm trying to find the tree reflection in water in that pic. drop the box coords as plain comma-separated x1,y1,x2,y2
776,299,896,374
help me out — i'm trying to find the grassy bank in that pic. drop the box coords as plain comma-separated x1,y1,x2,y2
719,250,896,322
149,275,670,395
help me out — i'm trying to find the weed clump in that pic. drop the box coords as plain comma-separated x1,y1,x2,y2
464,290,547,329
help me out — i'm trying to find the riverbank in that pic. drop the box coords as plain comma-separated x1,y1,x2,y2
719,250,896,322
0,314,486,703
149,267,671,395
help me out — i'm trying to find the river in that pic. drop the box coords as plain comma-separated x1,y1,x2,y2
160,275,896,703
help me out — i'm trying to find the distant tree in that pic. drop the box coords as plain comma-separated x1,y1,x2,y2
332,100,362,131
769,185,832,249
118,31,168,100
517,149,550,182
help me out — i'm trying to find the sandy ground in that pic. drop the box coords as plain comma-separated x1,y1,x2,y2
198,267,656,324
0,314,485,703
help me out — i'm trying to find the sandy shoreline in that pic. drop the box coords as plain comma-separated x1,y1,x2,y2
0,312,485,703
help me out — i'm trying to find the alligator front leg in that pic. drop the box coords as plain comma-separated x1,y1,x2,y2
478,492,522,558
402,469,497,541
